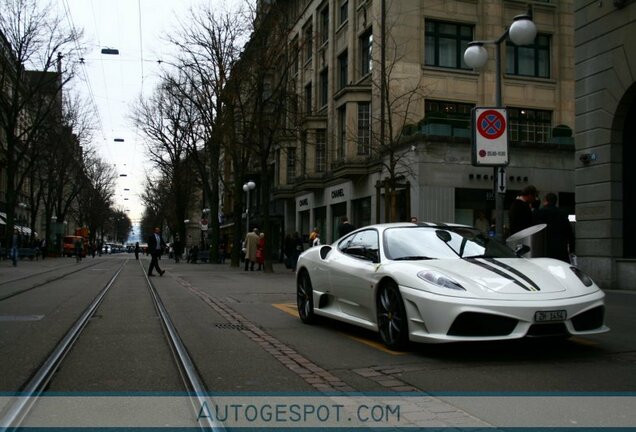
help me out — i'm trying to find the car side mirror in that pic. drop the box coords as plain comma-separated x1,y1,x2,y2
515,244,531,257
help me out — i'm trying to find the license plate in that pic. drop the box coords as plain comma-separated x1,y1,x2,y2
534,310,567,322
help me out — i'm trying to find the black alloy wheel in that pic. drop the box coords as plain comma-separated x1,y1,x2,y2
377,281,409,350
297,271,315,324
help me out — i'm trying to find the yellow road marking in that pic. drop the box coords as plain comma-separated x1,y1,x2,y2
273,303,298,317
273,303,406,355
570,336,598,346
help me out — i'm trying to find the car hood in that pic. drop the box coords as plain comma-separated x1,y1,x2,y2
393,258,599,300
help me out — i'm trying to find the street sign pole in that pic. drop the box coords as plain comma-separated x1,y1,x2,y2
471,105,509,241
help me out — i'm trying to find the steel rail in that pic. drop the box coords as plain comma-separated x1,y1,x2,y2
0,259,128,431
0,259,103,301
140,260,225,432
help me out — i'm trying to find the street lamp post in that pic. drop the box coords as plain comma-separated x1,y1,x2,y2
201,208,210,249
51,215,58,255
464,12,537,241
17,203,27,240
242,181,256,237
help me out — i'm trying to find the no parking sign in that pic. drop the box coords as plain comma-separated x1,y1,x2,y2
471,107,509,166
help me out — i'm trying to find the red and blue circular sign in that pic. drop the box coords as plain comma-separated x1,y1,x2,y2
477,110,506,139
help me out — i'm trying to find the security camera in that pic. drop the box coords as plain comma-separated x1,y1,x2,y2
579,152,597,164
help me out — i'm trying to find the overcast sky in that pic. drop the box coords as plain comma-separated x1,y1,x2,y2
62,0,229,224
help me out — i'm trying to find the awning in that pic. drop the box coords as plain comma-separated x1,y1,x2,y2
14,225,32,236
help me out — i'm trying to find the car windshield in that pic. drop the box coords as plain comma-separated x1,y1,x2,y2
384,226,518,260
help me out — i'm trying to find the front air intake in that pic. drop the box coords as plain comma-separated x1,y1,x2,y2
448,312,518,337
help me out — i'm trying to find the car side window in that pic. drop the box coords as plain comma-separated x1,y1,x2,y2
339,229,379,262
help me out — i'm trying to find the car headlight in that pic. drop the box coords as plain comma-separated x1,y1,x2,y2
570,267,594,287
417,271,466,291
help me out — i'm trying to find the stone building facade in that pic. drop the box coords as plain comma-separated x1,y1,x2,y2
269,0,576,251
575,0,636,290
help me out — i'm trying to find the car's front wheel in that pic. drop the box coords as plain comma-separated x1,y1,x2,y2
377,281,409,350
297,271,315,324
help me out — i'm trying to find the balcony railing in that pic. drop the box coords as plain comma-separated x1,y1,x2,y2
402,118,573,146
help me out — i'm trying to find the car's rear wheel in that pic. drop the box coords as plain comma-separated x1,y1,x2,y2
377,281,409,350
297,271,315,324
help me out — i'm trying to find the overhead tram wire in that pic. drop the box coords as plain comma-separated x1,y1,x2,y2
138,0,145,92
61,0,106,143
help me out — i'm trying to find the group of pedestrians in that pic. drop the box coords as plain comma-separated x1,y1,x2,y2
508,185,575,263
243,228,266,271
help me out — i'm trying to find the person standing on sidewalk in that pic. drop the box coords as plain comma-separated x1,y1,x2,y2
10,229,19,267
244,228,259,271
147,227,166,276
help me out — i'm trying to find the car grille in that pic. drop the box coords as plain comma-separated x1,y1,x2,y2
571,306,605,331
447,312,518,337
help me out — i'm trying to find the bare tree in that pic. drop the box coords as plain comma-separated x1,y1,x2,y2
131,77,198,247
77,156,117,245
161,3,247,264
224,4,297,272
370,0,429,222
0,0,83,246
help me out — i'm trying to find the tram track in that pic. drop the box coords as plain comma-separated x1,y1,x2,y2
0,260,103,302
0,258,224,431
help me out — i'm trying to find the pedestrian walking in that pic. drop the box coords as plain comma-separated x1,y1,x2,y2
218,236,227,264
147,227,166,276
40,238,47,259
293,232,303,271
534,192,575,263
134,242,140,260
508,185,539,236
244,228,260,271
312,231,321,247
173,236,182,263
74,237,83,263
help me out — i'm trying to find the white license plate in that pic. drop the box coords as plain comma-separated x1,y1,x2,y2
534,310,567,322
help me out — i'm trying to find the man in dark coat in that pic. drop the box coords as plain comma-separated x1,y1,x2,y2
337,215,355,239
508,185,538,236
534,192,574,263
147,227,167,276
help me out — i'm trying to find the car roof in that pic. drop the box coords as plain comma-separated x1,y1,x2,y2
362,222,473,230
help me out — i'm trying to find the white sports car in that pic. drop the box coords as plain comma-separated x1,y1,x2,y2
296,223,608,350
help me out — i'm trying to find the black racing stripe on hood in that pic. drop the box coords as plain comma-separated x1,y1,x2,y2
465,258,532,291
484,258,541,292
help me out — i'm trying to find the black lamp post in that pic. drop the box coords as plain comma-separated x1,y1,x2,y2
464,13,537,241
